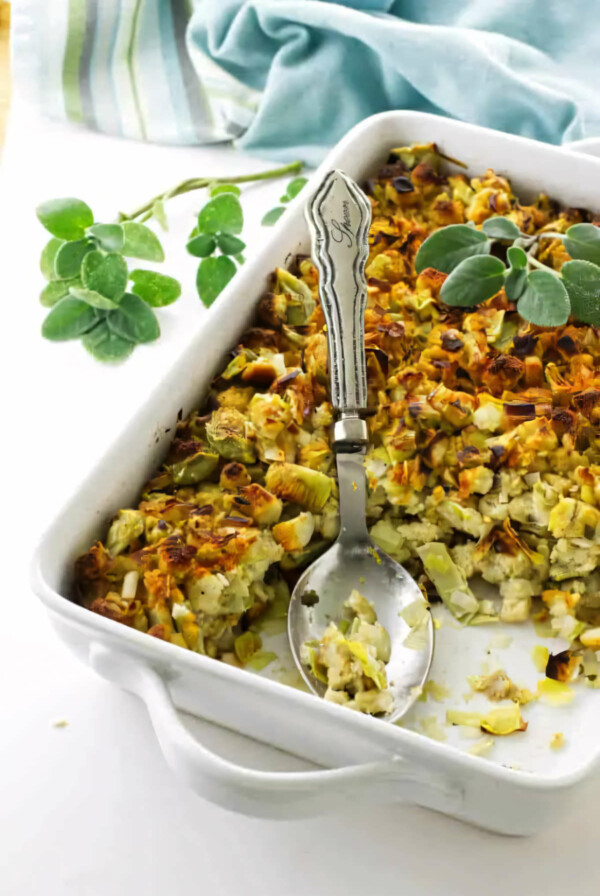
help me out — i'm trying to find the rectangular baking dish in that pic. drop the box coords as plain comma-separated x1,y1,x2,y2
31,111,600,835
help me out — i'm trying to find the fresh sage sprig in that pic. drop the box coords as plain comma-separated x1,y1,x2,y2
37,198,180,362
261,176,308,226
416,217,600,327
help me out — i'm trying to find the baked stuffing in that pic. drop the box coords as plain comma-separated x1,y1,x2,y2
74,143,600,703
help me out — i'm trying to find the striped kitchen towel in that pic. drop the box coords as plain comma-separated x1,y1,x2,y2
12,0,261,145
11,1,600,164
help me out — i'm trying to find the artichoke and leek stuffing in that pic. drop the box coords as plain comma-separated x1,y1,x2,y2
75,142,600,714
300,590,393,715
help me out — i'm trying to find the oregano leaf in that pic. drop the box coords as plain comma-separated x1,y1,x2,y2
416,224,490,275
82,319,135,362
81,250,128,301
481,216,521,240
87,223,125,252
69,286,120,310
196,256,237,307
186,234,217,258
261,207,285,227
36,197,94,240
41,296,99,341
440,255,506,307
152,200,168,231
107,292,160,343
561,259,600,325
517,270,570,327
40,238,66,281
40,278,81,308
54,238,94,279
129,269,181,307
286,176,308,200
216,233,246,256
209,183,241,198
198,194,243,235
121,221,165,262
564,223,600,265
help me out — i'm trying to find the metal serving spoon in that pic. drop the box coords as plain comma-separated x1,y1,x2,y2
288,169,434,721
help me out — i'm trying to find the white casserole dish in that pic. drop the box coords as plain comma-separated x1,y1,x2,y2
31,111,600,835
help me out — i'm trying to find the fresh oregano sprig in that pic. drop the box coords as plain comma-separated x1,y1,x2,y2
261,176,308,226
186,183,246,306
117,162,304,308
38,162,305,354
415,217,600,327
37,198,180,362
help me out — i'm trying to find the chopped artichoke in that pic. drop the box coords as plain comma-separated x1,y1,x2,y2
206,407,256,463
265,462,332,512
168,449,219,485
480,704,527,735
417,542,480,622
106,510,145,556
275,267,316,325
272,512,315,552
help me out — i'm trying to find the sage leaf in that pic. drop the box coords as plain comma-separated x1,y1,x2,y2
505,245,528,300
561,259,600,325
54,238,94,279
261,207,285,227
280,195,290,204
129,269,181,307
36,197,94,241
40,278,80,308
69,286,120,310
564,223,600,265
196,255,237,307
87,223,124,252
209,183,241,197
186,234,217,258
216,233,246,256
505,268,527,301
121,221,165,262
198,194,243,235
507,246,528,269
416,224,489,275
286,176,308,200
107,292,160,343
81,250,128,301
40,238,65,281
517,270,570,327
41,296,99,341
82,319,135,362
152,200,168,231
441,255,506,307
482,216,521,240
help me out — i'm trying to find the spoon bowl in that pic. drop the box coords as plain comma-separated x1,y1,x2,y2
288,535,434,722
288,453,434,722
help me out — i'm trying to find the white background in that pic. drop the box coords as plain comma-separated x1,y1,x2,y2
1,96,600,895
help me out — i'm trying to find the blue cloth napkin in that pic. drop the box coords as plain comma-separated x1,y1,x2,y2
15,0,600,164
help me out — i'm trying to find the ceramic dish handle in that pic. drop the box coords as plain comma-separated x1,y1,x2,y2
90,643,461,820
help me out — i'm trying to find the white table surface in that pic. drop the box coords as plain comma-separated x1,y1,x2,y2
2,97,600,896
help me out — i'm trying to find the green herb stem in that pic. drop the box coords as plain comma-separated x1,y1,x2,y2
119,161,304,224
